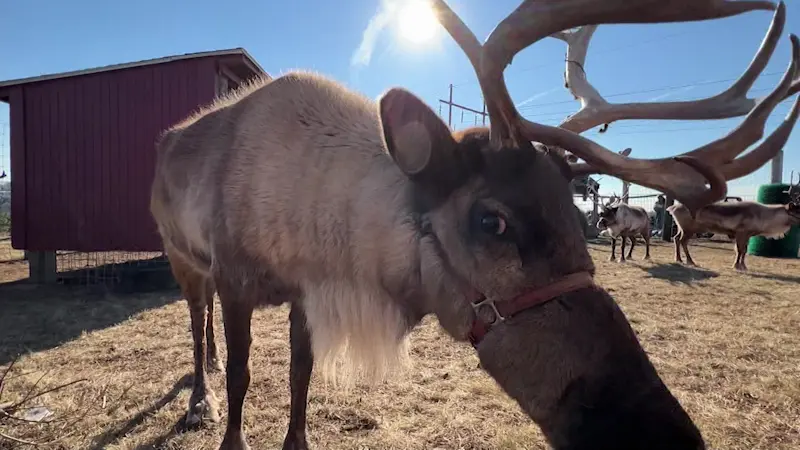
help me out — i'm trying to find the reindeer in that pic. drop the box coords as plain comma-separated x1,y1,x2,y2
149,1,800,449
667,179,800,271
596,197,652,262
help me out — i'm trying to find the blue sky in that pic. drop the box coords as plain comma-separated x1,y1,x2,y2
1,0,799,200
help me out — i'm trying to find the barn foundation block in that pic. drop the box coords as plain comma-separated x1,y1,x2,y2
28,251,56,284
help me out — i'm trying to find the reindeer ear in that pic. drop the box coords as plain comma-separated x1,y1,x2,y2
379,88,456,179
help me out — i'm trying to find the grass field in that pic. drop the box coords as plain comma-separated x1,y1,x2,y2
0,239,798,449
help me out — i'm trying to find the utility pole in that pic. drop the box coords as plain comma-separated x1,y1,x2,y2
771,151,784,183
439,87,489,128
448,84,453,128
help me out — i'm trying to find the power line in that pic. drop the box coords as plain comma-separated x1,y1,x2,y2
515,84,793,128
516,72,784,112
450,29,696,88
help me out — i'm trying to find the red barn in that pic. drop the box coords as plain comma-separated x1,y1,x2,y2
0,48,267,256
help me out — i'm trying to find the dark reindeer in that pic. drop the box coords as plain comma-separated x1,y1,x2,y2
149,0,800,449
667,178,800,270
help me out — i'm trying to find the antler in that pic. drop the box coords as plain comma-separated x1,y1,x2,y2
431,0,800,214
553,4,797,133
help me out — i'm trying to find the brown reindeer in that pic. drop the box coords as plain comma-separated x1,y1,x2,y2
149,1,800,449
667,179,800,270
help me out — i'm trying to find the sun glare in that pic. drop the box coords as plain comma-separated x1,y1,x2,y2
397,0,439,45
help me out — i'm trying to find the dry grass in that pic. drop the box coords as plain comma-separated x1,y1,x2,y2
0,237,24,264
0,239,799,449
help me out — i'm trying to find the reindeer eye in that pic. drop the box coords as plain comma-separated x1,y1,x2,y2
480,214,507,235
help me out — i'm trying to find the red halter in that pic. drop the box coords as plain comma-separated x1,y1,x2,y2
468,271,596,346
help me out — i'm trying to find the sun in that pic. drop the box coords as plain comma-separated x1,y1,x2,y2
396,0,439,45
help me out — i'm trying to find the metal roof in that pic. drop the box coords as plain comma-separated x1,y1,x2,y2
0,47,268,89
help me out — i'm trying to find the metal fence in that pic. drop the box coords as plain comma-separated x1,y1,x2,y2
0,172,766,287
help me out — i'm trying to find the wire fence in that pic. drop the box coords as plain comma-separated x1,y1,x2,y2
0,168,765,288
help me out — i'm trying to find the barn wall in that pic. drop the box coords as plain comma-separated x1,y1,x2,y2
15,58,218,251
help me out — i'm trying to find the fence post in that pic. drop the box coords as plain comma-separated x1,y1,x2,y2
661,196,675,242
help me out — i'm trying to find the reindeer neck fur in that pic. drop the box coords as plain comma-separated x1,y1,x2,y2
153,71,435,386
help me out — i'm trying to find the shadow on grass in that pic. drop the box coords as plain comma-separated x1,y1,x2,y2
641,263,719,284
0,279,183,365
746,272,800,284
89,374,193,450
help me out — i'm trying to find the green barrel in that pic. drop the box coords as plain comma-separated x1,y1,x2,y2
747,183,800,258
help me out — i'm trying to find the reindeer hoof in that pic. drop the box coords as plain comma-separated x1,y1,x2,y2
282,436,310,450
608,256,616,262
219,430,251,450
644,255,651,261
207,356,224,373
186,391,220,428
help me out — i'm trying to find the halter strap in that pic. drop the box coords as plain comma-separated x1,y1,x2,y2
468,271,596,346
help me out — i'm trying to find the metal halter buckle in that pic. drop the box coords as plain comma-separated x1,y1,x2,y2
471,297,506,325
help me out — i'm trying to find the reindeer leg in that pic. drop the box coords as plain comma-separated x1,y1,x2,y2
282,302,314,450
644,232,651,260
674,231,683,263
206,281,224,373
734,234,750,271
619,236,627,262
681,233,696,266
168,252,220,428
626,236,636,260
216,274,256,450
611,237,618,261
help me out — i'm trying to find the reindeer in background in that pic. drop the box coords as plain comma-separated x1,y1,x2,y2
668,177,800,270
597,195,652,262
149,0,800,449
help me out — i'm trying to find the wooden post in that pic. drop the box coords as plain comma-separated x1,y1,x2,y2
661,196,675,242
621,182,630,203
482,101,486,126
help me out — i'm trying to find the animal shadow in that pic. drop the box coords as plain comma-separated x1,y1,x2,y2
642,263,719,284
746,272,800,284
0,283,182,365
90,374,193,450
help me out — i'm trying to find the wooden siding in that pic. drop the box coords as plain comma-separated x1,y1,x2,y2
12,58,218,251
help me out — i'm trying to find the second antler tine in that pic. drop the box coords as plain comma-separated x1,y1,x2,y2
722,1,786,98
685,33,799,166
720,93,800,181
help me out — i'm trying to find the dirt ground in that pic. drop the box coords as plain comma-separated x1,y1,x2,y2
0,239,798,449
